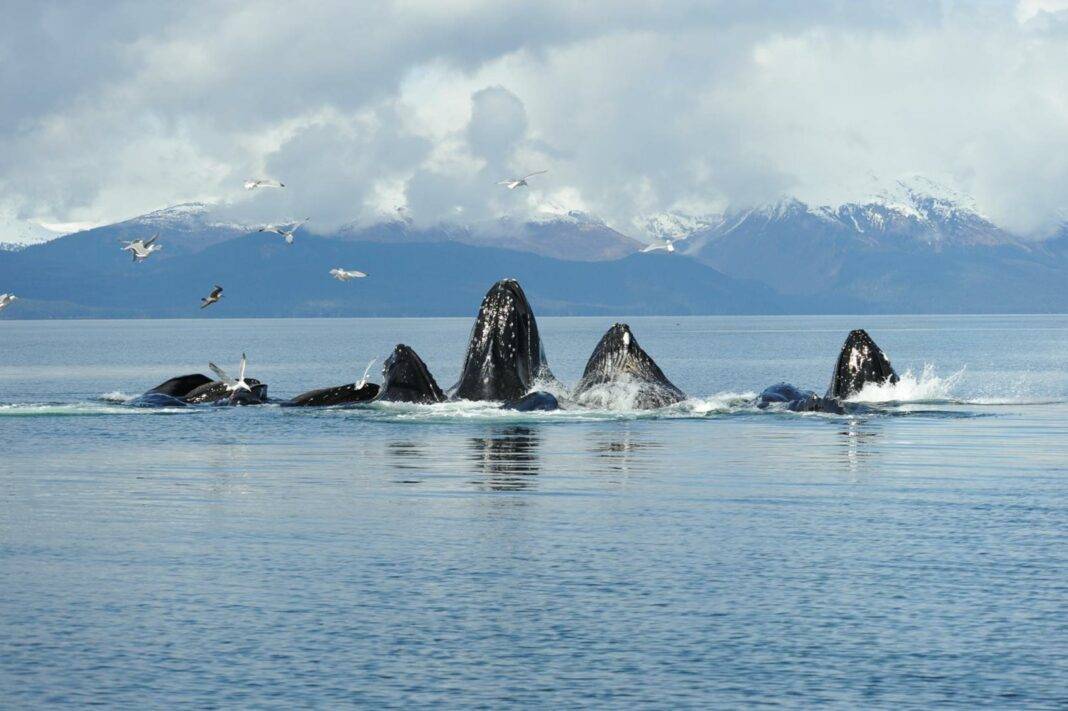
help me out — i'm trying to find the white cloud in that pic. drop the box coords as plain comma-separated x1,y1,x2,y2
1,0,1066,238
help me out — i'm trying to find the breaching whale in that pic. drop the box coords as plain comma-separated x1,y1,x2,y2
572,323,686,409
757,329,898,413
374,344,446,404
453,279,556,402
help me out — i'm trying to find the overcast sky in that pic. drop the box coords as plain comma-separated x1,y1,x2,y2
2,0,1067,237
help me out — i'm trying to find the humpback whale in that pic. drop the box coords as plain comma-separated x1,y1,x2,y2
502,391,560,412
145,374,213,398
375,345,446,403
285,382,379,407
757,329,898,413
133,367,268,406
453,279,555,402
182,378,268,405
572,323,686,409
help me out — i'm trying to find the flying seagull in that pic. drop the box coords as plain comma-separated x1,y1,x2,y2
330,268,367,281
244,178,285,190
200,285,223,309
209,353,252,393
641,239,677,254
497,170,547,190
259,218,309,244
120,234,162,262
0,293,17,312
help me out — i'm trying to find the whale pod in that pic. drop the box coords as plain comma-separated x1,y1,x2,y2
453,279,555,402
573,323,685,409
375,344,446,404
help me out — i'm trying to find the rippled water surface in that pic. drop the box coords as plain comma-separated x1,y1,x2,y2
2,315,1066,708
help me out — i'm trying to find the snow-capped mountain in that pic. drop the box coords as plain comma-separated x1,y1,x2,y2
0,214,63,250
673,181,1065,312
336,209,642,262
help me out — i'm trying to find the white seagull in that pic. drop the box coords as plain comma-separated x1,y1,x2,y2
259,218,309,244
330,268,367,281
641,239,677,254
120,234,162,262
0,293,17,312
497,170,547,190
200,284,224,309
209,353,252,393
244,178,285,190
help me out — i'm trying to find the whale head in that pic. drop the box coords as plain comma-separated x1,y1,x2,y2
826,329,898,400
573,323,685,409
453,279,554,402
376,344,446,404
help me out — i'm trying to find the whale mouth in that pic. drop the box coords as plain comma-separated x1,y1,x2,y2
573,323,685,409
826,329,899,400
453,279,555,402
376,344,446,404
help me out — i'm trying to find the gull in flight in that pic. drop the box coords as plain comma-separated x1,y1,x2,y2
244,178,285,190
0,293,17,312
200,285,224,309
209,353,252,393
357,358,376,388
641,239,678,254
120,234,162,262
497,170,547,190
259,218,309,244
330,268,367,281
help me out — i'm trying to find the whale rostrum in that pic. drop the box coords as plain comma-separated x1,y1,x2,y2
826,329,898,400
453,279,556,402
573,323,686,409
374,344,446,404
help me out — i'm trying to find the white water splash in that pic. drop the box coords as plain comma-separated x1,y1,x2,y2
100,391,135,403
676,391,757,415
848,364,965,403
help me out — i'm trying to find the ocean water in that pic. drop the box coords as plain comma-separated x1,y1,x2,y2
1,314,1066,708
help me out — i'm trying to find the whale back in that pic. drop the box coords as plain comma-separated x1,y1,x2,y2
375,345,445,404
573,323,685,409
146,373,213,398
286,382,380,407
826,329,898,400
183,378,267,404
453,279,553,402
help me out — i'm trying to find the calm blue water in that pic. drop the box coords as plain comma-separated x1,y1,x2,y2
1,315,1066,708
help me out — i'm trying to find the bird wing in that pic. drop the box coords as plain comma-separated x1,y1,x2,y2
208,362,233,384
212,285,223,297
496,179,514,185
521,170,547,180
144,233,159,247
238,353,247,383
350,270,367,277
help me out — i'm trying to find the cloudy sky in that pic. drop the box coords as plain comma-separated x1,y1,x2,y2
2,0,1067,238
